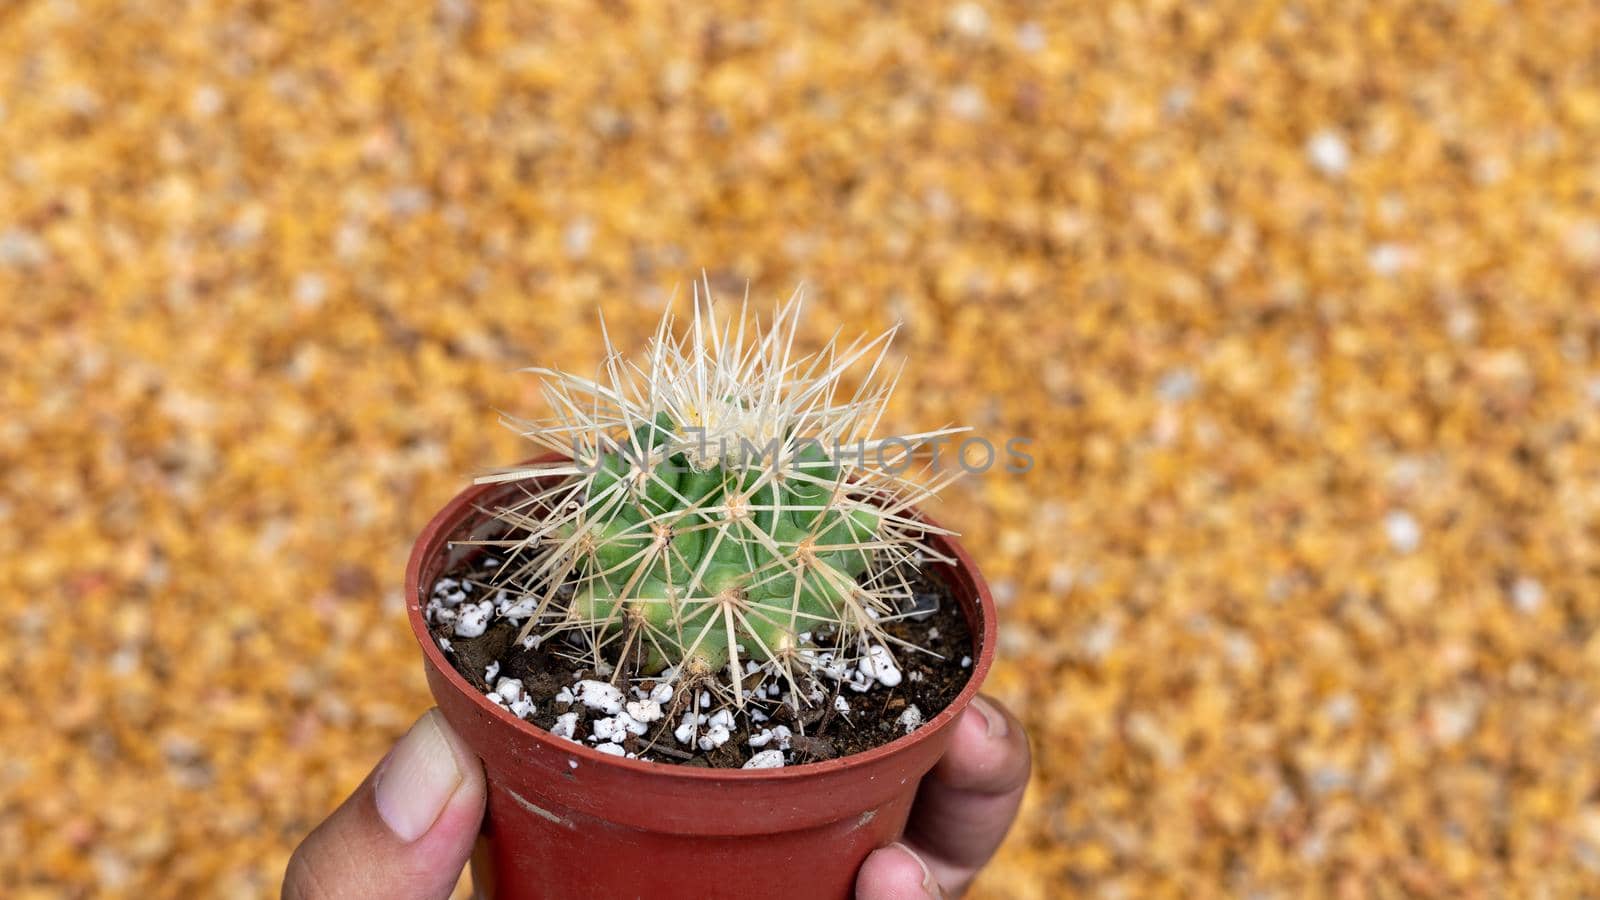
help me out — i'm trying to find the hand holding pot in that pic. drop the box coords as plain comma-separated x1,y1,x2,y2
855,693,1032,899
284,696,1029,900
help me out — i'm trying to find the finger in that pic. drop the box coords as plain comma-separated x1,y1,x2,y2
901,695,1031,895
284,709,486,900
856,841,943,899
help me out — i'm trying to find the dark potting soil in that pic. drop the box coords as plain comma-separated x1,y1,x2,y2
428,552,976,769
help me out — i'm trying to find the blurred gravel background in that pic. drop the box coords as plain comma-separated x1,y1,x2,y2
6,0,1600,896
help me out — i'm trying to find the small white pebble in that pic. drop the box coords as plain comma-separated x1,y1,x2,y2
564,217,594,258
948,2,989,38
742,749,786,769
1306,129,1351,176
1564,218,1600,266
749,725,793,749
454,600,493,638
437,637,452,652
1368,242,1410,277
1321,694,1356,727
994,580,1018,607
649,684,674,703
591,716,626,743
520,633,544,650
960,655,972,668
594,742,627,757
698,691,711,709
551,712,579,740
576,680,625,715
554,686,574,705
1016,21,1045,53
0,228,46,267
697,725,731,751
859,645,903,688
1511,576,1545,614
1385,510,1421,554
510,696,535,719
948,84,985,120
847,667,874,693
834,696,851,714
498,594,537,621
816,653,849,681
673,714,698,745
625,699,664,724
484,661,500,682
494,678,525,704
292,272,326,311
896,705,924,735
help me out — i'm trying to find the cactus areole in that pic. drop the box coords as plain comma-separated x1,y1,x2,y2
406,287,997,899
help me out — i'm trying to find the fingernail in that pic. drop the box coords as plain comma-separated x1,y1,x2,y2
892,842,943,898
375,710,464,842
970,695,1008,739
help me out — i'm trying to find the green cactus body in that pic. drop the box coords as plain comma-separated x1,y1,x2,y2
485,294,961,707
564,428,879,676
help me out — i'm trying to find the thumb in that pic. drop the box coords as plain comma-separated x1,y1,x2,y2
284,708,486,900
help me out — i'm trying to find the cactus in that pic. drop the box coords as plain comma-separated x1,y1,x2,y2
477,285,966,705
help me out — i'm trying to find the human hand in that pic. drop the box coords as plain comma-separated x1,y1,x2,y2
283,695,1029,899
854,695,1032,898
282,709,485,899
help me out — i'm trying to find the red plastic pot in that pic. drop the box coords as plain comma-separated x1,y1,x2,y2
406,461,997,900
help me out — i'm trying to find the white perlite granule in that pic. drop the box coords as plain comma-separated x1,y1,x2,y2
1385,510,1421,554
625,698,664,724
574,680,624,715
742,749,786,769
859,644,903,688
493,678,524,704
551,712,579,741
453,600,493,638
896,705,924,735
1306,129,1351,176
748,725,793,749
